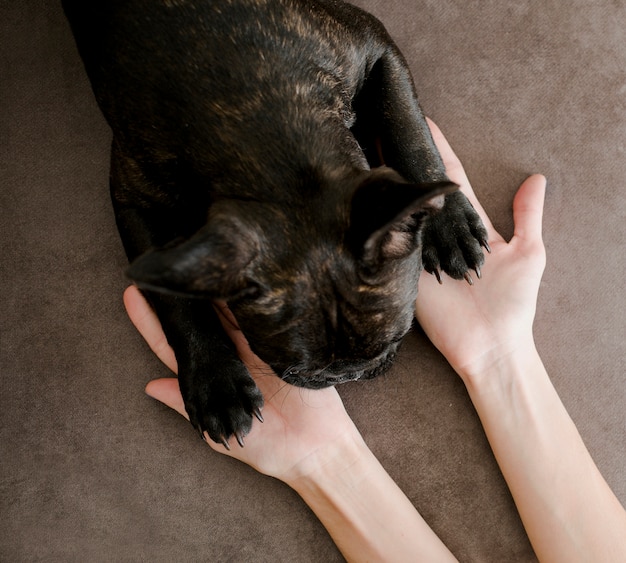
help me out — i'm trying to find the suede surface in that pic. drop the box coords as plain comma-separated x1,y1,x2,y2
2,1,624,561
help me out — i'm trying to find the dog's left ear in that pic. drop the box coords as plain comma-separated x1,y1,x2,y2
126,215,259,298
348,167,458,266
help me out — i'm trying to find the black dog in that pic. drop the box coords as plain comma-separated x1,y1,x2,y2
63,0,488,447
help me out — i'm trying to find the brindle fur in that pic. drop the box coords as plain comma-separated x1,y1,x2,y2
63,0,488,446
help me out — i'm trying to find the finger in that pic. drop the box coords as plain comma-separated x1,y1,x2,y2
426,118,500,242
213,300,274,373
213,301,250,354
145,378,189,420
512,174,546,244
427,117,469,190
213,300,240,330
123,285,178,373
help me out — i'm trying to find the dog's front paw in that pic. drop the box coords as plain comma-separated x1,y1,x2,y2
421,192,490,284
180,360,264,449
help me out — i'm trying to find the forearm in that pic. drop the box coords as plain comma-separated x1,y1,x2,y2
285,430,458,563
461,344,626,562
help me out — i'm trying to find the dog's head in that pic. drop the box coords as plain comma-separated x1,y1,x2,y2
128,167,456,388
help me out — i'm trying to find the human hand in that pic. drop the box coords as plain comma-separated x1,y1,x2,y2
415,119,547,383
123,286,361,483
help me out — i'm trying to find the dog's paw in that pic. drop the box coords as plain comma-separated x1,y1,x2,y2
180,361,264,449
421,192,490,284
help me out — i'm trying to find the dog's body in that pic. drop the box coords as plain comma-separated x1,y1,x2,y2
63,0,488,446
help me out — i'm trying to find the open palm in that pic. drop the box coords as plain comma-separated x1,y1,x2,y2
416,120,546,381
124,287,359,482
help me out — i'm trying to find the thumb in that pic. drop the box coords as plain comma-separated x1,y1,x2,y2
123,285,178,374
145,378,189,420
512,174,547,244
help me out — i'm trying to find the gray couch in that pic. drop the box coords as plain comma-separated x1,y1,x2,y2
2,1,624,560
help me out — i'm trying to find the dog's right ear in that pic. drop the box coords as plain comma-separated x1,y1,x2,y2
126,216,260,298
348,167,458,267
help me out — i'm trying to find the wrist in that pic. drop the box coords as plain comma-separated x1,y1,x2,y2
281,426,371,489
460,339,551,406
284,424,458,562
282,429,380,556
454,333,539,390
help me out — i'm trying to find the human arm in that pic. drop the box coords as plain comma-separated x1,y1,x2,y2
416,120,626,562
124,288,457,562
124,117,626,560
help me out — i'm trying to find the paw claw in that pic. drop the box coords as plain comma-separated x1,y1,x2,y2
235,431,245,448
219,436,231,450
463,272,474,286
433,268,443,284
482,240,492,254
196,425,207,442
253,407,264,423
474,266,481,279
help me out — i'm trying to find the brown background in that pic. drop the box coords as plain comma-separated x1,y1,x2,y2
2,1,625,561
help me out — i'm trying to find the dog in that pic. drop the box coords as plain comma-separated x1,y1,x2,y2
63,0,488,448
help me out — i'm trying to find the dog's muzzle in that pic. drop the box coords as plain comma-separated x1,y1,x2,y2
280,342,400,389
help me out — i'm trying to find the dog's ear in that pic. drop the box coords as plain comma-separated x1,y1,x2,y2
348,167,458,267
126,216,259,298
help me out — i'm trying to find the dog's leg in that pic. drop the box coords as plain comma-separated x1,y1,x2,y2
110,145,263,447
353,44,489,282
